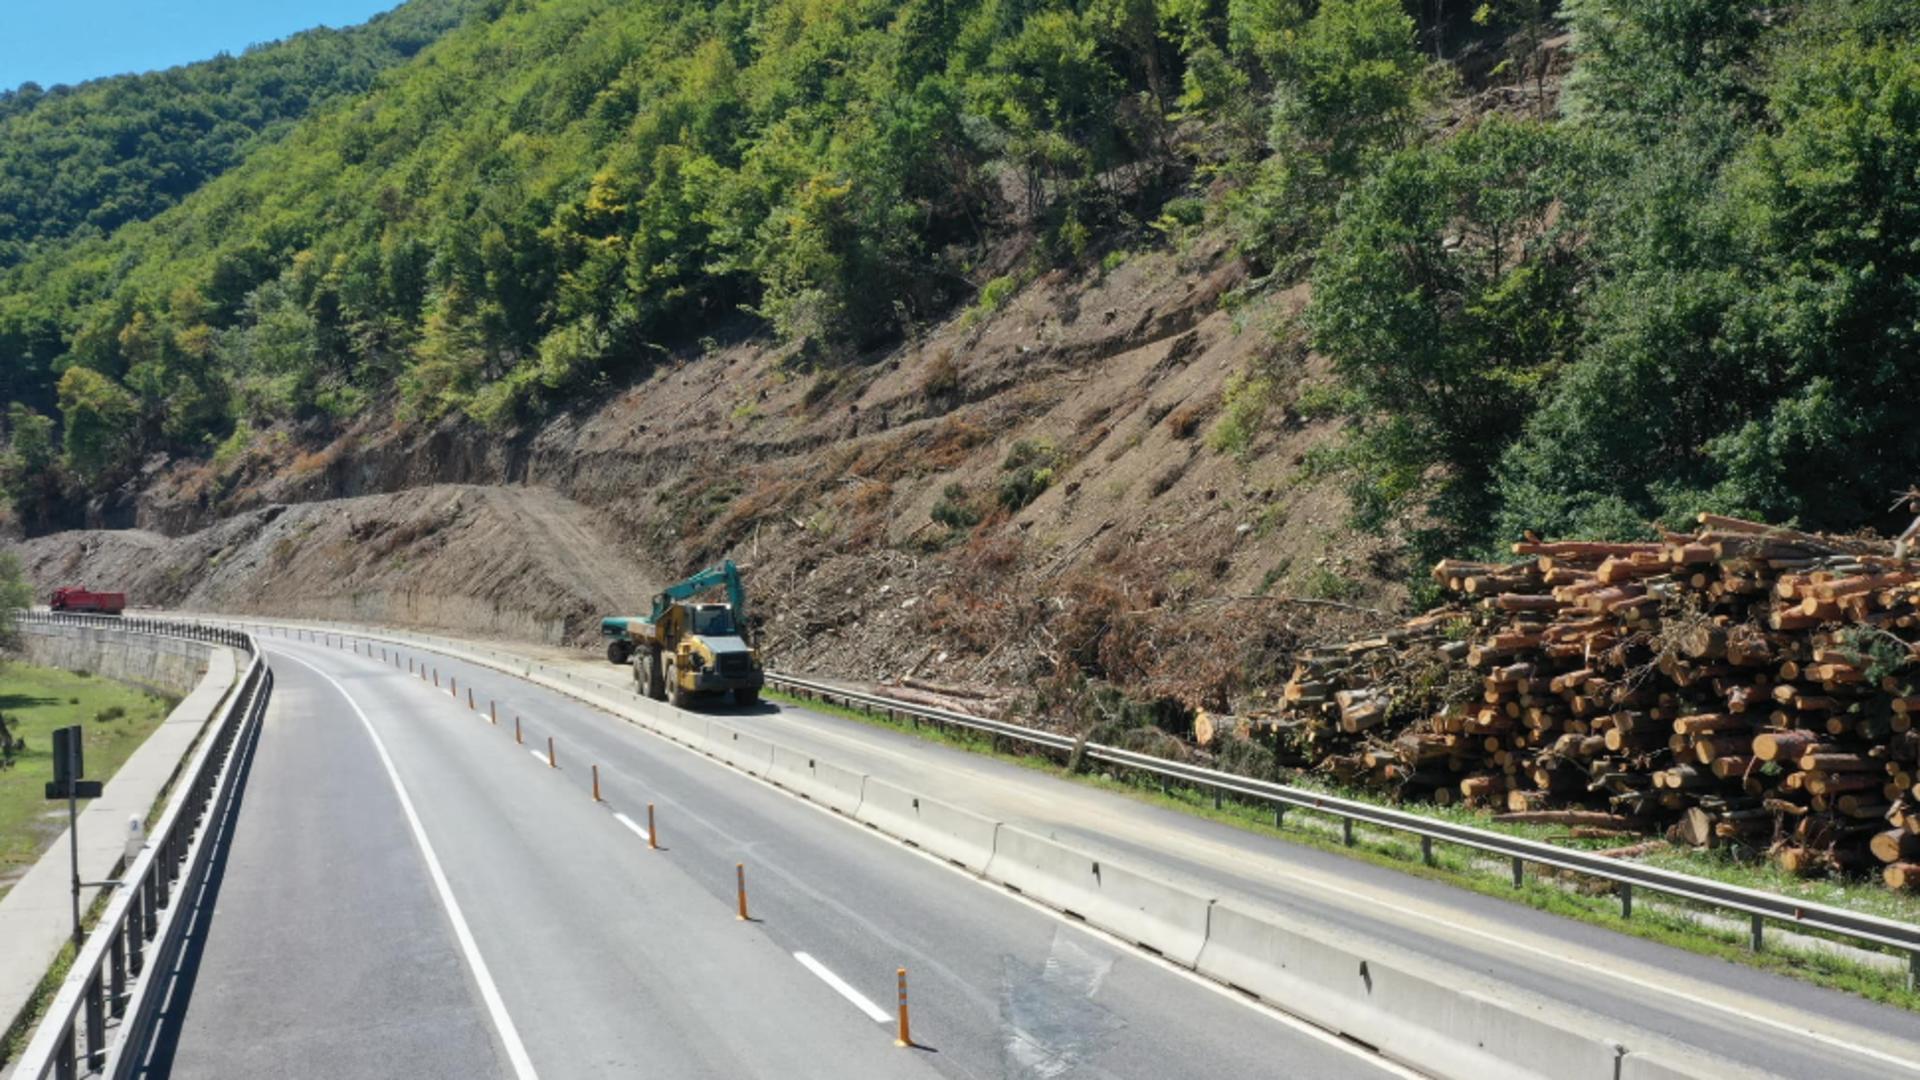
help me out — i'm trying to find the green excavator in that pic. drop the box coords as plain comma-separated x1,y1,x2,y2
601,560,764,707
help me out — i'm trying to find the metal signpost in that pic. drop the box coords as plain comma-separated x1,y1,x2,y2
45,725,103,945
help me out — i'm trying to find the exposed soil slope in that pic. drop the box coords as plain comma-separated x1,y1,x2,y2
14,243,1400,718
17,486,657,645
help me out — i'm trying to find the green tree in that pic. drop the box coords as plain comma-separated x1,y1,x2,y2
0,551,32,642
55,366,140,485
1231,0,1440,267
1309,118,1599,544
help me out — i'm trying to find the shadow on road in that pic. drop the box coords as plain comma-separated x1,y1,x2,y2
125,688,266,1079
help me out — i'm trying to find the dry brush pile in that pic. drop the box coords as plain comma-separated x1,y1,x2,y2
1279,514,1920,891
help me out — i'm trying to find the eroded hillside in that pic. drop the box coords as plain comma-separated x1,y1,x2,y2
17,242,1395,729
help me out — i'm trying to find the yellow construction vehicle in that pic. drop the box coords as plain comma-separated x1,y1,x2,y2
601,560,764,707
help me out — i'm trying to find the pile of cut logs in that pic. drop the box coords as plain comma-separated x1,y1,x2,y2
1278,514,1920,890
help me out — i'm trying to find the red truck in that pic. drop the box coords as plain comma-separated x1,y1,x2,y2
49,587,126,615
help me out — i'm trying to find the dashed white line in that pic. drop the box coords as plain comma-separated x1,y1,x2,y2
793,951,891,1024
272,651,539,1080
612,812,651,843
529,749,550,766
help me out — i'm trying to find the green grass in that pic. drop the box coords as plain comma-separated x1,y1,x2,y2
0,662,174,897
765,688,1920,1011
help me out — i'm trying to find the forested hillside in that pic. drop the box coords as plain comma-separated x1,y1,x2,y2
0,0,484,265
2,0,1917,574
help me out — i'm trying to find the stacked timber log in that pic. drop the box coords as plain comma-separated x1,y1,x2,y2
1278,514,1920,891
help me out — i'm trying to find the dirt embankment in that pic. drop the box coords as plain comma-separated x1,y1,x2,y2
15,242,1403,722
15,486,659,645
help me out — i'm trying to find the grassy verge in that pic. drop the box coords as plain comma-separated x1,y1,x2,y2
765,688,1920,1011
1,662,174,897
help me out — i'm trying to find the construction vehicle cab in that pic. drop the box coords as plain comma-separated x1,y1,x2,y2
601,560,764,708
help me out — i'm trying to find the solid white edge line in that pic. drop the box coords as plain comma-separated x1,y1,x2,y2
270,633,1412,1078
273,650,540,1080
270,625,1907,1078
612,812,651,843
793,951,891,1024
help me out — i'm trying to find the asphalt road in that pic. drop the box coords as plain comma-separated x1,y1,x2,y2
143,638,1406,1079
246,620,1920,1080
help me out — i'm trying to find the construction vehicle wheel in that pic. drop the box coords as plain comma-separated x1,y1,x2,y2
665,658,691,709
644,648,666,701
735,688,759,706
607,640,633,665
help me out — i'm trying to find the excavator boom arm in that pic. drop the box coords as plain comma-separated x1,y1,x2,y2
650,560,747,626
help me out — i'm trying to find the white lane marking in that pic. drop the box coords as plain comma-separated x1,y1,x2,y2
612,812,651,843
266,625,1913,1075
529,749,551,766
272,650,540,1080
793,951,891,1024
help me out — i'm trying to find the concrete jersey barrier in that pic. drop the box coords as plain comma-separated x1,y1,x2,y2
1197,897,1625,1080
767,745,867,816
983,825,1214,966
197,613,1776,1080
706,722,776,776
854,778,999,873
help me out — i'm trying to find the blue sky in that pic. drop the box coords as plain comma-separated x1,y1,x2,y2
1,1,402,92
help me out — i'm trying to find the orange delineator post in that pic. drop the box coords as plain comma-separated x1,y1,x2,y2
490,700,498,724
592,765,601,801
736,864,749,920
647,803,658,849
895,968,911,1047
467,687,474,710
515,717,523,744
546,736,556,768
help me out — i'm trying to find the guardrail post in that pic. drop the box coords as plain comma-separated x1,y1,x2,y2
1213,787,1223,810
55,1022,75,1080
1511,856,1524,889
1272,804,1285,829
110,928,126,1015
1420,836,1434,866
1909,951,1917,993
141,873,157,939
1750,914,1764,952
1341,818,1354,847
129,888,146,973
1617,882,1632,920
85,972,105,1068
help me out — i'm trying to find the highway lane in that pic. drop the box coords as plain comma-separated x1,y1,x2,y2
154,637,1403,1079
138,649,507,1080
283,622,1920,1080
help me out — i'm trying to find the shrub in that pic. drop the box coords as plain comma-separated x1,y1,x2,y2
931,483,982,529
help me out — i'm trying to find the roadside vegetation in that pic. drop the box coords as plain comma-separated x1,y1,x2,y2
0,664,172,898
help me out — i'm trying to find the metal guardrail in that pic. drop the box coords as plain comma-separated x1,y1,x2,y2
11,615,270,1079
764,671,1920,986
18,610,256,654
150,611,1920,985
